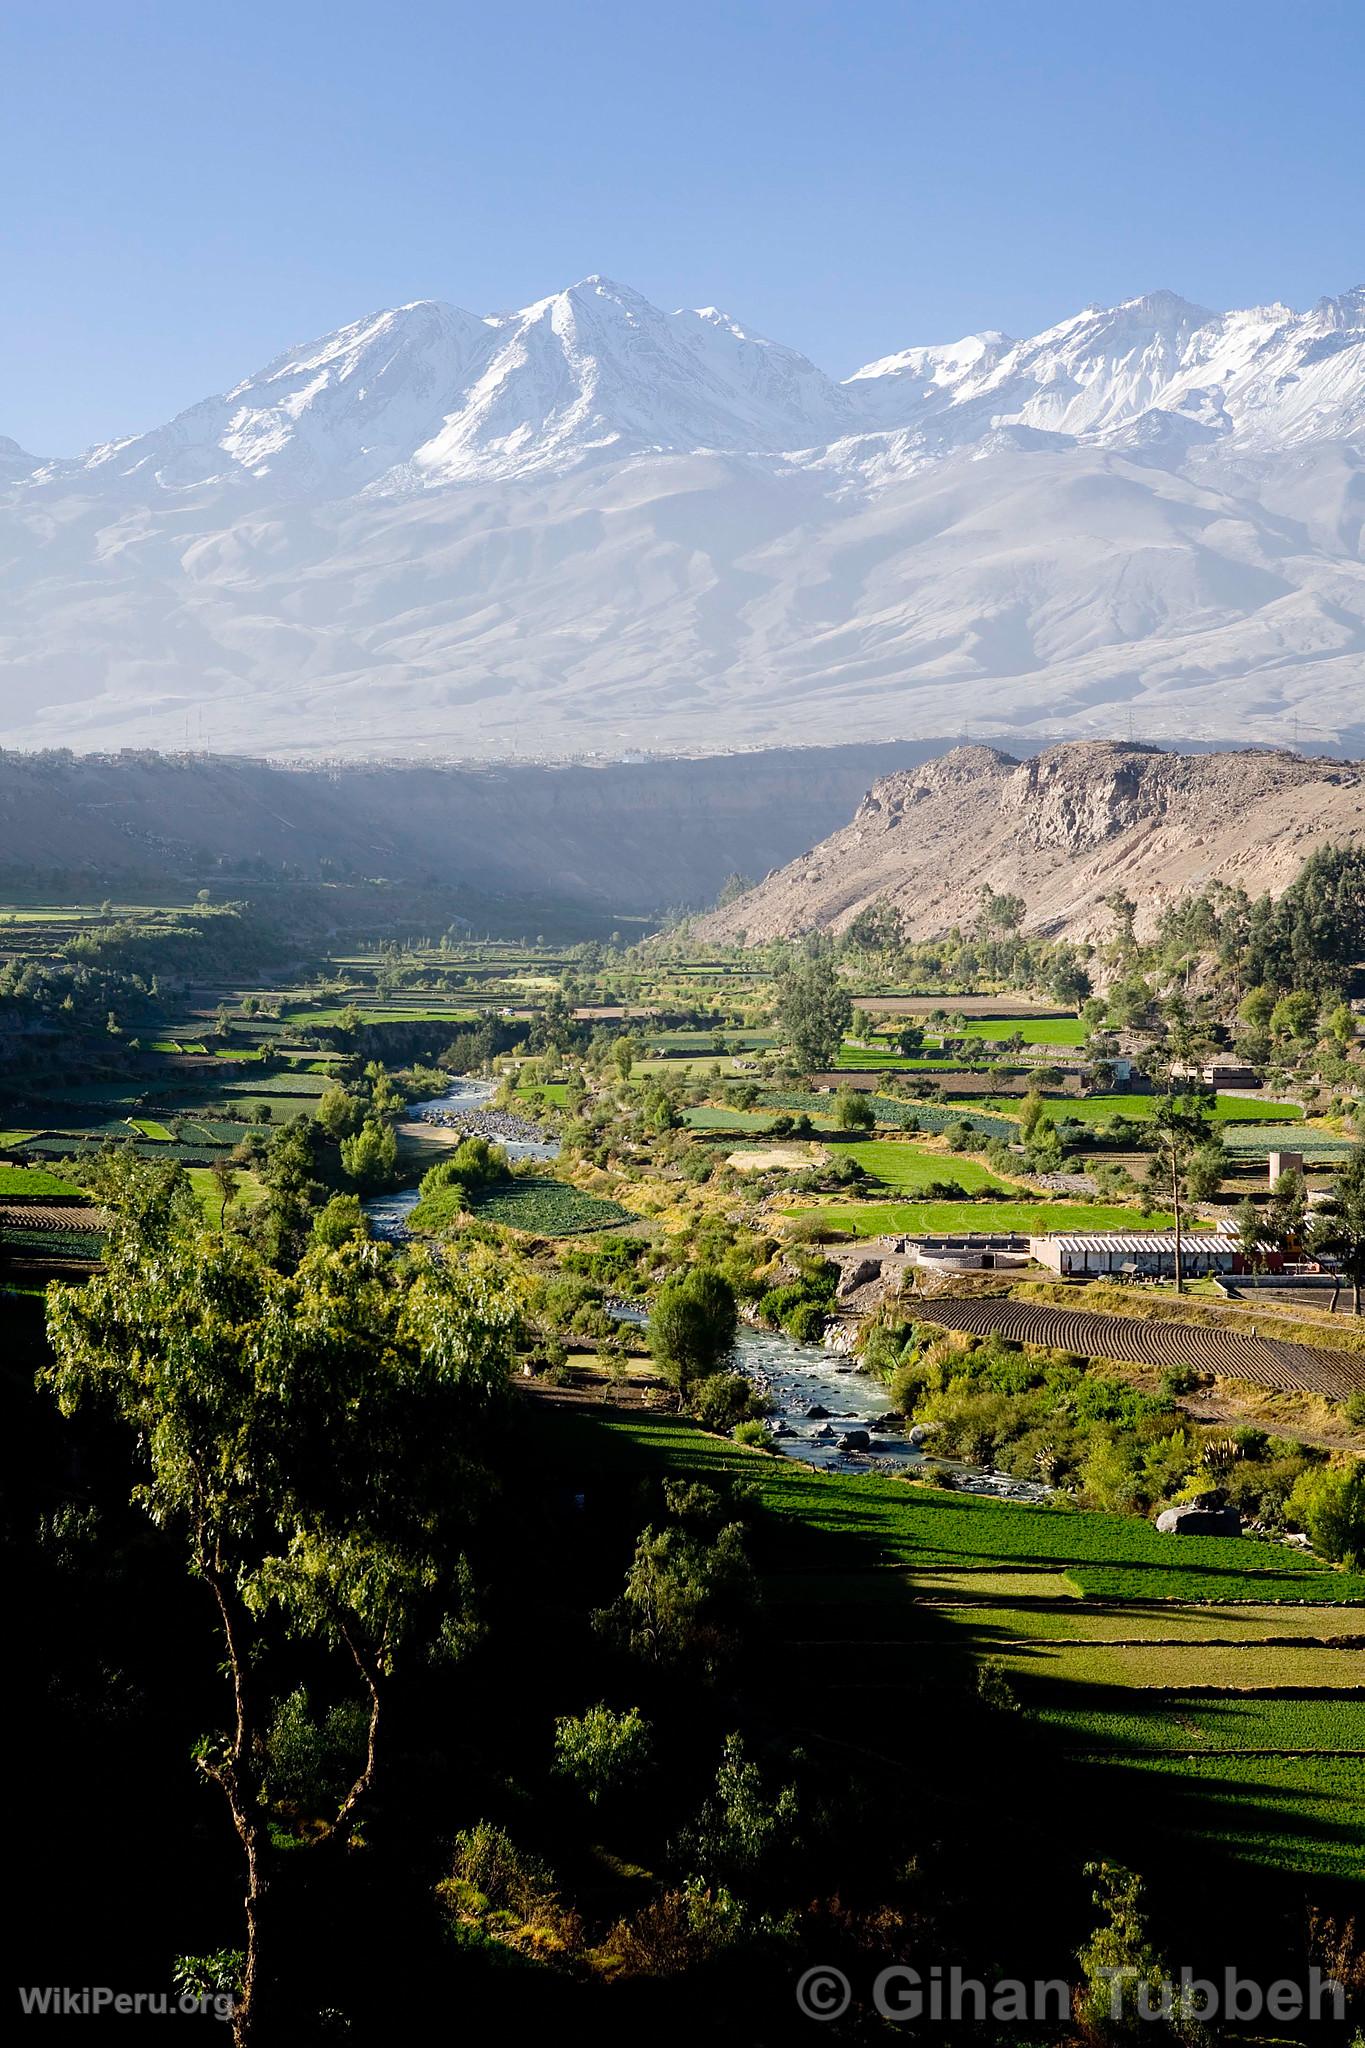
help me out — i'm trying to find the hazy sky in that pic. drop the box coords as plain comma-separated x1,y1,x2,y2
5,0,1365,453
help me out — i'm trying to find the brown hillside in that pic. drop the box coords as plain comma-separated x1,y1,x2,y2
695,742,1365,945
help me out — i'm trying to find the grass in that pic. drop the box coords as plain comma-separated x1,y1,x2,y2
128,1118,173,1140
951,1093,1305,1125
956,1017,1088,1045
437,1176,639,1236
836,1047,975,1071
282,1004,477,1027
825,1137,1019,1195
186,1166,265,1226
786,1197,1179,1236
212,1047,264,1061
514,1080,569,1105
0,1162,84,1198
990,1641,1365,1689
531,1405,1365,1878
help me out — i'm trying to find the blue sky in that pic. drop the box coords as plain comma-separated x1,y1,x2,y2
4,0,1364,453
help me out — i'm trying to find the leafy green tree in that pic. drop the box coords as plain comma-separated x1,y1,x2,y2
339,1118,399,1190
1269,988,1318,1042
209,1157,240,1231
834,1086,875,1132
1268,1164,1307,1250
844,899,904,960
1234,1197,1265,1272
316,1083,364,1141
311,1192,368,1247
1074,1861,1169,2036
1150,1092,1214,1292
649,1268,738,1398
677,1733,801,1890
774,957,852,1073
601,1520,755,1676
1287,1461,1365,1564
553,1703,654,1805
43,1202,519,2045
1310,1144,1365,1313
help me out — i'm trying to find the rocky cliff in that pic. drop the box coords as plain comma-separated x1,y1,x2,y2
696,742,1365,944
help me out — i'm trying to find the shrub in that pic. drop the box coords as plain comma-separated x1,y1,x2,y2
553,1703,653,1804
691,1371,767,1432
783,1299,828,1345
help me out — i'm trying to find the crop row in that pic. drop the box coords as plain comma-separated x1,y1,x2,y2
920,1297,1365,1399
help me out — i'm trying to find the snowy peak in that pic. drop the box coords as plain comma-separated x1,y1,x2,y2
81,297,493,493
845,285,1365,453
23,273,1365,507
406,273,853,483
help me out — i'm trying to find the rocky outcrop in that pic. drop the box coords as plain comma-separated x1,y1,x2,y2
697,741,1365,946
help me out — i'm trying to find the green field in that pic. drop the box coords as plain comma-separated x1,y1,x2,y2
825,1138,1019,1195
514,1079,569,1106
956,1017,1087,1045
0,1162,84,1197
836,1046,976,1071
282,1004,477,1027
473,1176,637,1236
788,1197,1179,1237
129,1118,173,1140
538,1409,1365,1877
943,1093,1304,1125
186,1165,264,1226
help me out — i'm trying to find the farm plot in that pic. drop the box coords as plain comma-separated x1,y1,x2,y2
786,1198,1178,1237
220,1075,333,1098
825,1139,1019,1194
0,1163,84,1198
918,1296,1365,1400
471,1177,637,1236
763,1093,1020,1139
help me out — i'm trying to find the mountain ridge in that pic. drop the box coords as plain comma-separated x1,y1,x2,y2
5,274,1365,757
693,740,1365,947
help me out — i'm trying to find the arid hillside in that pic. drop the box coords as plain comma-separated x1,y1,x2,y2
696,741,1365,945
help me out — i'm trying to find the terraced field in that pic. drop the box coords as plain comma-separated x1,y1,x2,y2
921,1296,1365,1399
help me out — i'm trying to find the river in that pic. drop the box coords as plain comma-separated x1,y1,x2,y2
362,1075,559,1239
367,1077,1044,1500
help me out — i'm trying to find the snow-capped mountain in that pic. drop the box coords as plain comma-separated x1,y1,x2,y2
4,274,1365,759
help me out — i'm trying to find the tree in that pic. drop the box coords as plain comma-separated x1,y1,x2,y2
834,1086,875,1132
1018,1090,1046,1143
316,1084,364,1141
895,1022,924,1057
774,957,852,1074
553,1703,654,1805
43,1203,520,2044
1287,1461,1365,1564
1269,989,1318,1043
1049,959,1093,1014
1150,1091,1214,1293
311,1192,367,1247
339,1118,398,1190
1234,1197,1265,1273
210,1157,240,1231
844,900,904,960
1268,1164,1307,1251
1310,1145,1365,1314
649,1267,738,1399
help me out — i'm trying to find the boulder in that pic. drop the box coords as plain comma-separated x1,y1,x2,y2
1155,1505,1242,1537
806,1403,831,1420
837,1256,882,1298
837,1429,871,1453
